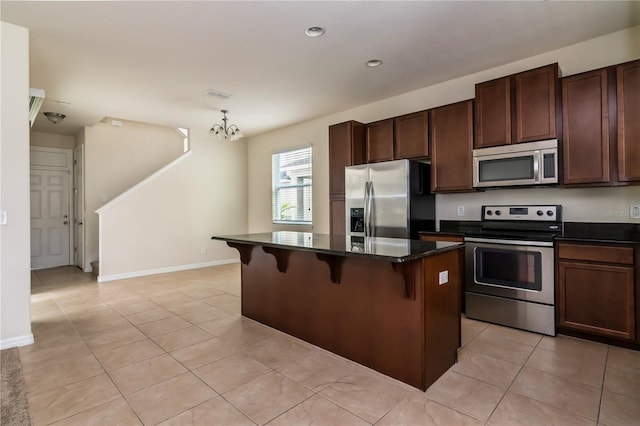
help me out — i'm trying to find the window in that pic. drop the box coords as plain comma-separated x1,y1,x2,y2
272,146,312,224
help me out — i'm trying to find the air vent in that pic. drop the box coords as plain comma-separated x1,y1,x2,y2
204,89,232,100
29,88,45,127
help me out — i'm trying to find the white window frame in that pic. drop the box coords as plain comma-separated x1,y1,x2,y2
272,145,313,225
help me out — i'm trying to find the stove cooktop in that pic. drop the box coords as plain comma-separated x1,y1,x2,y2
466,204,564,242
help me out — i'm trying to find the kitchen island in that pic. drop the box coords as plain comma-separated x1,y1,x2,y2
211,232,464,391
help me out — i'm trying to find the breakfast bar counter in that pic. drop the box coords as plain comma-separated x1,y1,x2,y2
211,232,464,390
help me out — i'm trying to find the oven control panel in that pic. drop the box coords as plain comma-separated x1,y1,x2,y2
482,205,561,221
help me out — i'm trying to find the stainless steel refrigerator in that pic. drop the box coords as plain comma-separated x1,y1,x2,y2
345,159,435,240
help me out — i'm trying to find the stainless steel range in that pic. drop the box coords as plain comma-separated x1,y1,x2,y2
464,205,562,336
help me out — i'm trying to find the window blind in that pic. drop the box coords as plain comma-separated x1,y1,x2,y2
272,146,312,224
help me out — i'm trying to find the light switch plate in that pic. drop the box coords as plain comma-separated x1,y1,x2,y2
0,210,6,225
438,270,449,285
631,205,640,219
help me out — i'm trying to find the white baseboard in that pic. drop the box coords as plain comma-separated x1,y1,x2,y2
97,259,239,283
0,334,34,350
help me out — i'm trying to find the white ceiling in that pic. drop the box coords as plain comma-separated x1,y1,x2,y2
2,1,639,138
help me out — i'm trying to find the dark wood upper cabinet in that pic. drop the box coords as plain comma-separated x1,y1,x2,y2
474,63,559,148
329,121,365,195
617,59,640,182
394,111,429,159
430,100,474,193
562,68,611,185
514,64,559,143
366,119,394,163
474,77,511,148
561,59,640,187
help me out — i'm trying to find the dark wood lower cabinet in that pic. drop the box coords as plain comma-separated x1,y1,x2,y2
558,261,635,340
557,242,636,342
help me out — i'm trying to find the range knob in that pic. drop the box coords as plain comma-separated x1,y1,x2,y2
486,210,493,216
546,210,554,216
495,210,502,216
537,210,544,216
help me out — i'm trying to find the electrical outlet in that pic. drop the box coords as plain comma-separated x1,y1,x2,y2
200,246,207,254
438,270,449,285
456,206,464,217
631,205,640,219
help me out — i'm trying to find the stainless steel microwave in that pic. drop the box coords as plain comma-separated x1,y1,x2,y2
473,139,558,188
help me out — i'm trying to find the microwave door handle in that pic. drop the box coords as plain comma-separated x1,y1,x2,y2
533,151,541,183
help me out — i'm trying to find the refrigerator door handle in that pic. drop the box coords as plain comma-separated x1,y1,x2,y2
364,181,372,237
363,181,369,237
366,181,374,237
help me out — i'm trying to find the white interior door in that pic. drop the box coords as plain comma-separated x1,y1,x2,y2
31,169,71,269
73,145,84,269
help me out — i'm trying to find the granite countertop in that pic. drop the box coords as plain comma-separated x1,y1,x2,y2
437,220,640,244
558,222,640,244
211,232,463,263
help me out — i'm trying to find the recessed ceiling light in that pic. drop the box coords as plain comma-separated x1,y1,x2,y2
305,26,325,37
43,112,66,124
366,59,383,67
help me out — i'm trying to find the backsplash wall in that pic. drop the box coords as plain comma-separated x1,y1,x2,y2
436,185,640,225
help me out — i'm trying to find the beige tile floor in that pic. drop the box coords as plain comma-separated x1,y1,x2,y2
20,264,640,426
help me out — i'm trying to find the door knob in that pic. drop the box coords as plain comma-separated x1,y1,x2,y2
63,221,69,225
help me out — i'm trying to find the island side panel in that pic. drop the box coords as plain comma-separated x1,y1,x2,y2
240,246,426,389
423,247,463,387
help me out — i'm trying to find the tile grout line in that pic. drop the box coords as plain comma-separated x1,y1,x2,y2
35,268,239,425
484,330,544,424
502,335,607,424
29,266,635,426
596,344,610,424
109,274,258,424
38,274,147,426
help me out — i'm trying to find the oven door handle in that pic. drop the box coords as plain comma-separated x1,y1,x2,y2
464,237,554,247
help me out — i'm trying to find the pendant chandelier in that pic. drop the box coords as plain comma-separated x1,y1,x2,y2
210,110,243,141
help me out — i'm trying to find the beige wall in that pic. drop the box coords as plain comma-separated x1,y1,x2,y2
76,127,85,149
98,129,247,279
84,118,185,269
30,131,75,149
247,26,640,232
1,21,33,348
438,186,640,224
